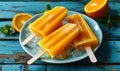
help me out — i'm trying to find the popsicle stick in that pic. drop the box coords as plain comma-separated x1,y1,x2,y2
27,49,46,65
85,46,97,63
21,33,37,45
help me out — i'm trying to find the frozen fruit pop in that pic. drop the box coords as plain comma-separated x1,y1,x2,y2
68,14,98,48
22,6,68,45
27,24,79,64
38,23,79,58
29,6,67,37
68,14,98,63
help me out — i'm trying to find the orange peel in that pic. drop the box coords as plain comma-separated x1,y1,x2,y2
12,13,32,32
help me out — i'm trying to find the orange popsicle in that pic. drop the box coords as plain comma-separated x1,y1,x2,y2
29,6,68,37
22,6,68,45
38,24,79,58
68,14,98,63
27,24,79,64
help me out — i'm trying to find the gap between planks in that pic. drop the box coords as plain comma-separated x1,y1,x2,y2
0,63,120,65
0,37,120,41
0,37,18,41
0,18,12,21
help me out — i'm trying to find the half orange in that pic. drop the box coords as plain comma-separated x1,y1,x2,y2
84,0,108,19
12,13,32,32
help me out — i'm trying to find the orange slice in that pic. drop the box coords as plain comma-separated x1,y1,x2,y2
12,13,32,32
84,0,108,19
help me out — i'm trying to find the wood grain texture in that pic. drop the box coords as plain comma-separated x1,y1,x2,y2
0,40,119,64
0,0,119,2
0,64,119,71
0,2,85,18
0,1,120,19
0,2,120,18
0,1,120,71
47,65,120,71
0,65,45,71
0,0,88,2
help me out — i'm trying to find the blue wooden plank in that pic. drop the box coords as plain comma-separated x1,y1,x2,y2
1,65,45,71
98,23,120,38
0,41,23,54
0,2,85,18
0,1,120,19
28,65,45,71
0,40,45,64
0,0,82,1
96,41,120,63
0,0,88,2
0,0,118,2
0,41,29,63
0,40,120,64
2,65,21,71
47,65,120,71
0,64,120,71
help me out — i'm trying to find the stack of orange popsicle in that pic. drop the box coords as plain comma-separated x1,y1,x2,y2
68,14,98,63
27,24,79,64
20,6,69,64
25,6,99,65
22,6,68,45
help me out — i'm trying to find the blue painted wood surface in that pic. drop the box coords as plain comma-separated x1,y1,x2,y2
0,65,120,71
0,0,120,71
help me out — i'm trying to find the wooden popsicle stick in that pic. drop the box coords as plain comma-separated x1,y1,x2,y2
21,33,37,45
84,46,97,63
27,49,46,65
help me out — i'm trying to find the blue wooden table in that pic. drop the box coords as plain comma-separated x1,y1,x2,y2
0,0,120,71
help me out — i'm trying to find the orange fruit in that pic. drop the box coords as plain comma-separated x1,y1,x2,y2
12,13,32,32
84,0,108,19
